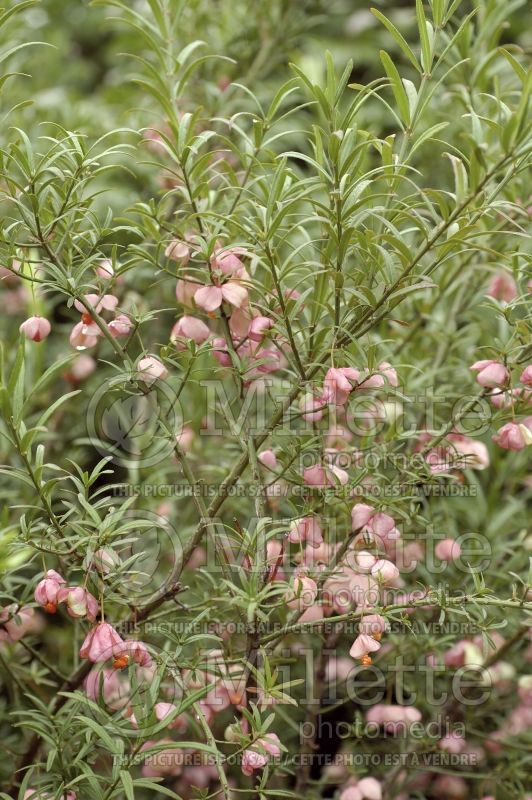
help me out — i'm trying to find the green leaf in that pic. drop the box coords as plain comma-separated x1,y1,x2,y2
416,0,433,73
120,770,135,800
498,47,527,83
130,780,184,798
380,50,410,126
21,354,76,415
35,390,80,429
266,78,299,122
371,8,421,73
402,79,418,120
75,715,119,753
7,340,25,421
445,153,469,202
432,0,444,26
410,121,449,155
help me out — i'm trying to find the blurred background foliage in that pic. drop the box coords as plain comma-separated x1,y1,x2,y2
6,0,531,207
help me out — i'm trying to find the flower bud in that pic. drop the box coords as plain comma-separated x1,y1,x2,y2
470,359,509,387
34,569,66,613
137,355,168,384
20,316,51,342
435,538,462,562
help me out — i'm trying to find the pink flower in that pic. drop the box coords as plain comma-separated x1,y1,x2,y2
323,570,378,613
447,434,490,470
112,639,153,669
140,739,183,777
358,370,385,389
266,538,284,569
241,733,281,776
324,657,354,683
470,359,509,387
195,281,248,313
288,516,323,548
69,320,100,350
366,703,422,730
353,550,377,572
20,316,51,342
521,366,532,386
85,667,131,711
322,367,357,405
439,733,467,754
351,503,375,530
165,239,190,264
74,293,119,315
0,604,35,642
340,780,382,800
443,640,482,668
493,421,532,450
176,763,218,791
253,347,282,376
171,315,210,348
79,622,125,663
202,678,232,713
34,569,66,613
489,388,513,408
431,775,467,799
210,247,245,274
176,425,194,451
303,463,348,487
258,448,277,470
283,288,302,306
0,258,21,283
370,559,399,582
300,540,333,567
518,675,532,705
435,538,462,562
298,604,325,623
286,575,318,609
302,464,326,486
137,356,168,384
300,394,324,422
359,614,387,637
175,275,198,306
349,633,381,661
357,777,383,800
486,272,517,302
377,362,399,387
85,667,129,710
370,512,397,538
108,314,132,337
127,639,153,667
228,307,251,338
249,315,273,342
66,354,96,382
89,547,121,574
351,504,396,537
154,702,187,731
241,748,268,776
57,586,99,621
96,259,114,279
194,285,224,312
212,337,232,366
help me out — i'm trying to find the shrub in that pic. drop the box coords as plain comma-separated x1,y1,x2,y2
0,1,530,799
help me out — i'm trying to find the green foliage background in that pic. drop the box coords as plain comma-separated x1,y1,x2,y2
0,1,530,799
